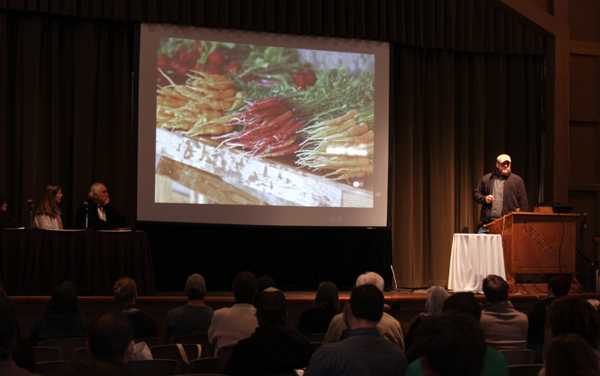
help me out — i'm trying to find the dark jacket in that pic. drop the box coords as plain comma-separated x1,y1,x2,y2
76,199,124,229
474,171,528,224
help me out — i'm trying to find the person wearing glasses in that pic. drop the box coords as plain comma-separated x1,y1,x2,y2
474,154,528,233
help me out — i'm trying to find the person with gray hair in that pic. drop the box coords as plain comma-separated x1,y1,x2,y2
165,273,214,342
322,271,404,351
404,286,449,353
76,181,125,228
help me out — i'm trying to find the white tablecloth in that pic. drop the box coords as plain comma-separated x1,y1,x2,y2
448,233,506,292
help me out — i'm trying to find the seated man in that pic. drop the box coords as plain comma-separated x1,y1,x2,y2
225,288,312,375
480,275,528,350
76,182,125,228
113,277,158,341
165,273,213,342
306,284,407,376
323,272,404,351
208,271,258,356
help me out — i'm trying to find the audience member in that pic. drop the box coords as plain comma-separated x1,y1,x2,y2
165,273,213,342
257,274,277,292
76,182,124,228
306,284,407,376
548,297,600,358
208,271,258,356
527,274,571,353
33,184,63,230
323,272,404,351
226,288,312,375
480,274,528,350
63,312,133,376
540,334,600,376
406,313,507,376
404,286,448,352
298,281,340,336
113,277,158,341
30,281,87,343
0,297,35,375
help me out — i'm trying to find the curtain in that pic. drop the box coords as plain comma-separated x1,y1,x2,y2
391,48,544,287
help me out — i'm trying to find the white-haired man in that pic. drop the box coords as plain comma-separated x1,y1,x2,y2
322,272,404,351
76,182,124,228
473,154,528,232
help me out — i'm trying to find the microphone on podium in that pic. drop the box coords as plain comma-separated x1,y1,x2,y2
82,201,89,229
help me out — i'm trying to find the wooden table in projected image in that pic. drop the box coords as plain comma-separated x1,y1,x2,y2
155,128,374,207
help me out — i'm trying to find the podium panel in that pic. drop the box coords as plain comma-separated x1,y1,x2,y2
486,213,579,276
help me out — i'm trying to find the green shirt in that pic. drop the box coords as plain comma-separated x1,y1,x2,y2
406,346,508,376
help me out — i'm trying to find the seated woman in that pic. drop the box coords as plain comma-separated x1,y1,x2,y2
33,185,63,230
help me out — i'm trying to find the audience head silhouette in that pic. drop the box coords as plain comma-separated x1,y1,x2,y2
185,273,207,300
549,297,600,348
316,281,339,313
0,297,17,360
88,312,133,364
255,287,287,327
544,334,600,376
549,274,572,298
442,292,482,321
347,284,384,327
232,271,257,304
482,275,509,303
424,285,449,315
47,281,80,315
113,277,137,309
355,271,385,292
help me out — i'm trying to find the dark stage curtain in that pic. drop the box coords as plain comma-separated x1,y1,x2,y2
391,49,544,287
0,0,548,290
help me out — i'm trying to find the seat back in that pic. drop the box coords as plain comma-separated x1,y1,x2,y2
127,359,178,376
171,334,213,357
500,349,537,365
38,337,87,360
33,346,63,362
188,357,223,373
508,364,544,376
35,360,68,376
72,346,92,362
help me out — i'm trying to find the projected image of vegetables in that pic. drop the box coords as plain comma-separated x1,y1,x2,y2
155,38,375,207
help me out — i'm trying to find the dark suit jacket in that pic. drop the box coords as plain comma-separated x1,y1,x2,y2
76,199,125,229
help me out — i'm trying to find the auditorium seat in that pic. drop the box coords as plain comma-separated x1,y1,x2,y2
73,346,92,362
127,359,178,376
500,349,537,365
38,337,87,360
33,346,63,362
35,360,68,376
509,364,544,376
171,334,213,357
188,357,223,373
151,344,203,372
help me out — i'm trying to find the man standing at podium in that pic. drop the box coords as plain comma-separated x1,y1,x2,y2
474,154,528,232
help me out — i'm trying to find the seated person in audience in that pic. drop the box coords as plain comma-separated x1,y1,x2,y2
33,184,63,230
547,297,600,363
540,334,600,376
30,281,87,343
306,284,407,376
165,273,213,342
63,312,133,376
406,313,508,376
0,197,16,228
298,281,340,336
0,297,36,376
113,277,158,341
323,271,404,351
208,271,258,356
404,285,448,353
76,182,125,228
257,274,277,292
527,274,571,354
480,274,528,350
226,288,312,375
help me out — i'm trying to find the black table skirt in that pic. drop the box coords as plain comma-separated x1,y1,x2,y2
0,229,155,295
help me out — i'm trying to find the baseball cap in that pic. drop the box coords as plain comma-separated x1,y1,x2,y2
496,154,511,164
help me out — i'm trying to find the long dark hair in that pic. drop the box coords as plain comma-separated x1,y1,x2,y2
36,185,62,217
545,334,600,376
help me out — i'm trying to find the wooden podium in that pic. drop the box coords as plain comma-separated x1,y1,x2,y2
485,212,580,292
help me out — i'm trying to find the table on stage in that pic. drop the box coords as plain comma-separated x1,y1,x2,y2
0,228,155,295
448,233,506,292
